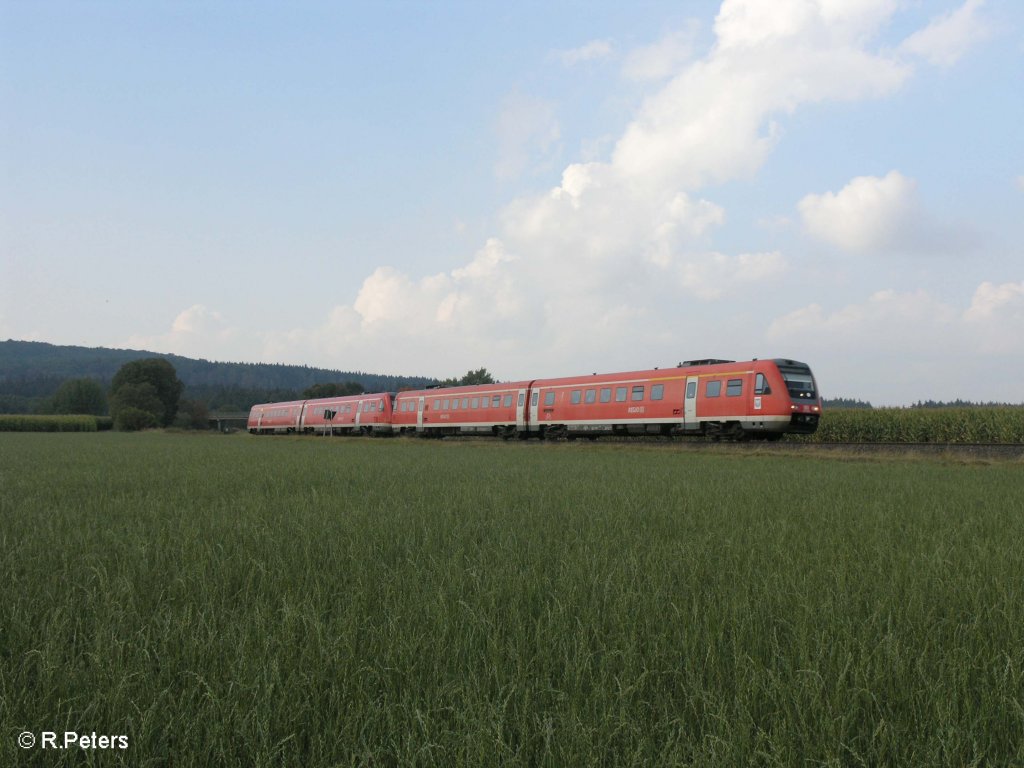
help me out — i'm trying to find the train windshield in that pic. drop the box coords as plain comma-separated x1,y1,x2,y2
778,364,817,400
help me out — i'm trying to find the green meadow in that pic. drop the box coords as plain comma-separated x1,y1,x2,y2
1,432,1022,766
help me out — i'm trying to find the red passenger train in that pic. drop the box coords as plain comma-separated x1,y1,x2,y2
248,358,821,441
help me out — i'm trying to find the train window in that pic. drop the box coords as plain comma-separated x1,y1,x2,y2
726,379,743,397
531,393,538,406
492,395,501,408
507,395,515,408
755,373,771,395
776,364,816,399
585,389,596,404
631,386,644,401
471,398,479,409
452,399,459,410
706,381,721,398
686,381,697,399
651,384,664,401
615,387,627,402
544,392,555,406
461,398,469,409
517,394,524,407
571,390,581,405
600,388,611,403
379,399,385,411
481,397,489,409
443,399,450,409
434,399,441,410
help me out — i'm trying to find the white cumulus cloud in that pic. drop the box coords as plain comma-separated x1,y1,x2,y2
798,171,918,252
622,24,699,81
767,282,1024,402
557,39,614,66
266,0,985,379
900,0,990,67
126,305,239,360
962,281,1024,353
494,91,561,181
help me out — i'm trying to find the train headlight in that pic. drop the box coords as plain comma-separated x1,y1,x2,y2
791,405,797,410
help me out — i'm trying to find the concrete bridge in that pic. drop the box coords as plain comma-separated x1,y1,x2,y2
208,412,249,431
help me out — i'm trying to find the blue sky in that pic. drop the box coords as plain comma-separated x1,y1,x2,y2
2,0,1022,404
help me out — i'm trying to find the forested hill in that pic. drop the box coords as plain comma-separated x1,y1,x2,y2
0,340,437,412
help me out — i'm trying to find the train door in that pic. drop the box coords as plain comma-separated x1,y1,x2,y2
417,396,425,432
752,372,766,413
684,376,698,427
354,400,362,428
529,389,540,432
516,388,528,432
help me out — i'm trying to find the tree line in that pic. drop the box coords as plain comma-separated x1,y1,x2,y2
0,340,436,393
26,360,498,432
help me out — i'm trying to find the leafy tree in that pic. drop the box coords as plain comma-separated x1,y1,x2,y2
175,399,211,429
114,406,159,431
110,358,183,427
302,381,365,399
438,368,496,387
51,378,107,415
109,382,164,430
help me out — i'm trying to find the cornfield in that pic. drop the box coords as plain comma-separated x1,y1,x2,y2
796,407,1024,443
0,414,100,432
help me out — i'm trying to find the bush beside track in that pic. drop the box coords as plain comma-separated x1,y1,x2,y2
792,407,1024,444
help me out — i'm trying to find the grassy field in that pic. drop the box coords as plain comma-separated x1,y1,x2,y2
1,433,1022,767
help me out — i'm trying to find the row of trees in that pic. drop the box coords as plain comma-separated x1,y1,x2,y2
46,359,189,431
35,363,496,431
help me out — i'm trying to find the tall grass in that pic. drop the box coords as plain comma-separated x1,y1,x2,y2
0,414,99,432
798,406,1024,443
1,433,1022,766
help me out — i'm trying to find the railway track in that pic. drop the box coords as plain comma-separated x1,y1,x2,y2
584,438,1024,458
421,433,1024,457
759,441,1024,457
474,434,1020,457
